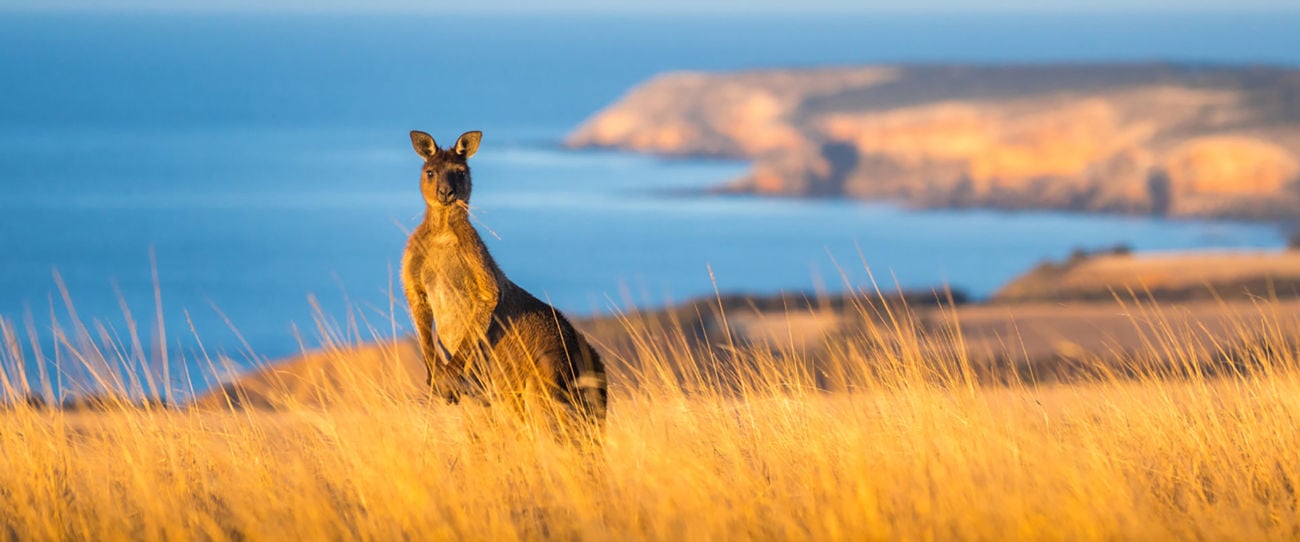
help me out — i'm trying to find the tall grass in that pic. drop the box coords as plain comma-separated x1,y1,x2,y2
1,288,1299,541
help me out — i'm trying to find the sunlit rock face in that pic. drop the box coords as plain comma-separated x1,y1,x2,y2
568,68,899,157
568,64,1300,219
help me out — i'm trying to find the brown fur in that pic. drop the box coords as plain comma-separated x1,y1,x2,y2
401,130,607,427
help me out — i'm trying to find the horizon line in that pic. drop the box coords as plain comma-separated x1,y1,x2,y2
4,5,1300,17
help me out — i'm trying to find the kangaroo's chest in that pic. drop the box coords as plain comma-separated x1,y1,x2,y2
425,250,490,353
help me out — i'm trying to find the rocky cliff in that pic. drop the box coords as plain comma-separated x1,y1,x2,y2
566,64,1300,219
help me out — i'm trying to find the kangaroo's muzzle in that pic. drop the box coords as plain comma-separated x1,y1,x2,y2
436,184,456,204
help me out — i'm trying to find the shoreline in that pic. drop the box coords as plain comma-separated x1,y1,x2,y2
566,63,1300,222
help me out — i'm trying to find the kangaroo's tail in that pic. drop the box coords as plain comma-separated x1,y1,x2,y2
568,338,608,424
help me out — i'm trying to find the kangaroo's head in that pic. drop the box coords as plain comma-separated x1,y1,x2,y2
409,130,482,208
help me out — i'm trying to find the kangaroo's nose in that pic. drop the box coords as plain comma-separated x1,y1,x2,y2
437,185,455,202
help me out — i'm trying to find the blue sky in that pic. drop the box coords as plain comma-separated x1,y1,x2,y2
4,0,1297,14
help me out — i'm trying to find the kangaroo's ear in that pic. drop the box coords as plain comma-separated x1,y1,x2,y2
454,131,482,158
410,130,438,159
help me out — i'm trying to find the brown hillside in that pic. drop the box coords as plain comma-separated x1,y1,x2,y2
195,285,1300,409
994,249,1300,303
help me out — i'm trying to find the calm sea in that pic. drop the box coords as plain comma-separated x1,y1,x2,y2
1,12,1297,387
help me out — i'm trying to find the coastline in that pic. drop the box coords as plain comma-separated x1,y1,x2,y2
566,63,1300,222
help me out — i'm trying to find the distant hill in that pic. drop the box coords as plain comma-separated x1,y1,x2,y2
190,288,958,409
566,64,1300,220
993,248,1300,302
191,270,1300,409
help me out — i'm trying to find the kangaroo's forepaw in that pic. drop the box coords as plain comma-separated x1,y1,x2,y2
433,373,484,406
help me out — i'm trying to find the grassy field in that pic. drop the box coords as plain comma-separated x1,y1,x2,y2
2,295,1300,541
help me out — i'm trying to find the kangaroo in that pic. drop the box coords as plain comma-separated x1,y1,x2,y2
401,129,607,430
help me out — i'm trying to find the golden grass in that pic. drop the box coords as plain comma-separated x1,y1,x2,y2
2,293,1300,541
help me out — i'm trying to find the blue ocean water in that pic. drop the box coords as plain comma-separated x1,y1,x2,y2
0,12,1297,384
